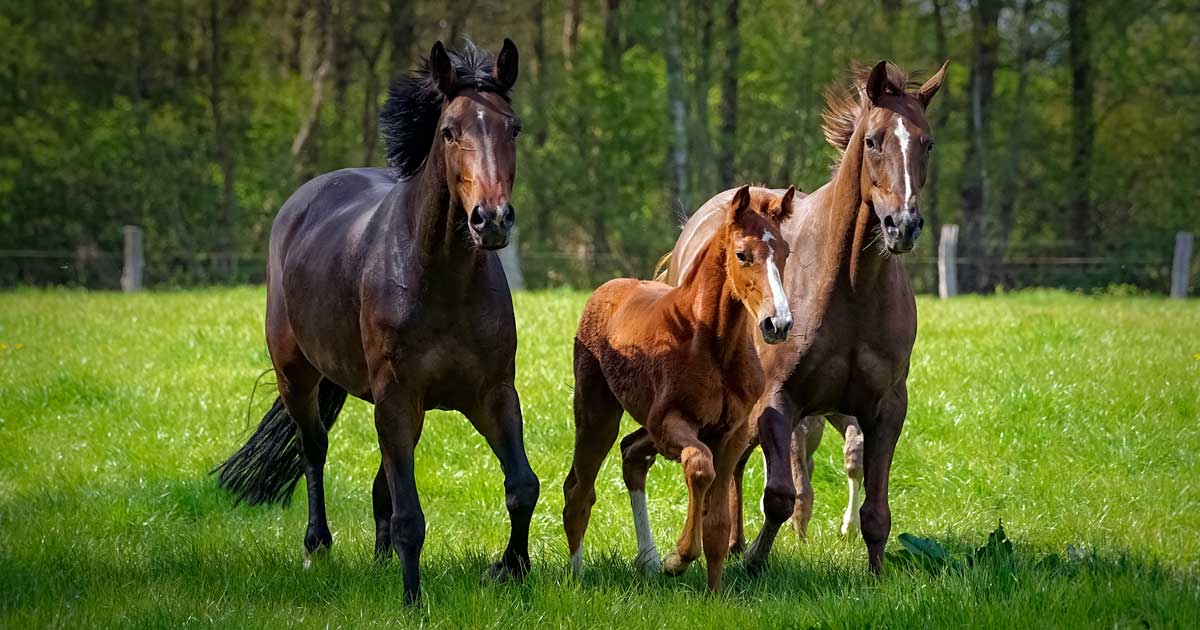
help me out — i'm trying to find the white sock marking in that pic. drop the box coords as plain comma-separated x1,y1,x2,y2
842,476,863,536
629,490,660,569
894,117,913,209
570,542,585,574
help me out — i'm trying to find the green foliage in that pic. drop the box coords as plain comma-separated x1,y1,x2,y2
0,1,1197,289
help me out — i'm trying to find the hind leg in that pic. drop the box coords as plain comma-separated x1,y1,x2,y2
620,427,660,573
727,448,751,554
563,341,622,573
787,416,825,540
275,357,331,565
828,414,864,537
373,461,392,559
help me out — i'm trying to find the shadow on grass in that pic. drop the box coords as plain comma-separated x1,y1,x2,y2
3,478,1199,627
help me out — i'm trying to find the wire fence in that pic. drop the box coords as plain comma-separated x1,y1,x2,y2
0,237,1194,296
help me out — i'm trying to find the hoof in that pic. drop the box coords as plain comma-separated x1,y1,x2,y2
662,552,690,577
302,545,329,570
482,559,528,584
742,541,768,576
633,546,662,575
841,518,860,538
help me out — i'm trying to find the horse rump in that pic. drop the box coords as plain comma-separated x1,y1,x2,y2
213,378,348,505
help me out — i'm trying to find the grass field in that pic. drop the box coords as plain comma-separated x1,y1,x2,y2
1,288,1198,628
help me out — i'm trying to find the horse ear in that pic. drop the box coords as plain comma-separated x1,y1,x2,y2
429,41,456,95
918,60,949,109
770,186,795,224
727,185,752,224
866,60,890,105
495,38,519,89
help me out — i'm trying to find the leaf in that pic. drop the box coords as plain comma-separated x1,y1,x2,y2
970,520,1014,566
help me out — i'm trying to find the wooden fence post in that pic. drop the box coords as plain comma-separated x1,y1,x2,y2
498,226,525,291
121,225,143,293
938,224,958,299
1171,231,1193,299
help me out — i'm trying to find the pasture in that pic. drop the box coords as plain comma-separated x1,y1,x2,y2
1,288,1198,628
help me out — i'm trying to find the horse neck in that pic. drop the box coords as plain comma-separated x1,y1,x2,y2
396,142,481,273
817,117,893,299
675,232,752,366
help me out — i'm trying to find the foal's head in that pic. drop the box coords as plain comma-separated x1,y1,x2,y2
723,185,795,344
825,60,948,254
381,40,522,250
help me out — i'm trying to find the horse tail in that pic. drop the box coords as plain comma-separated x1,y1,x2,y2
213,378,348,506
652,251,673,283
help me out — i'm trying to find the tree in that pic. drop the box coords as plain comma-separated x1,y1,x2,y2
1068,0,1094,254
717,0,739,187
665,0,689,210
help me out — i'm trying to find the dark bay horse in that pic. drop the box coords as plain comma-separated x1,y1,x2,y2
564,186,795,592
215,40,538,605
657,60,948,574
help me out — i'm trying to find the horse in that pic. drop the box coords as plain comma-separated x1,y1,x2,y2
787,414,864,540
563,185,796,592
213,40,539,605
655,60,948,574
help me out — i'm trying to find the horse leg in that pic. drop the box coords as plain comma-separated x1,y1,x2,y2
563,341,621,573
828,414,865,538
742,389,797,575
655,413,714,576
466,384,541,582
787,415,825,541
859,387,907,574
727,448,751,555
372,460,392,560
702,424,750,592
619,427,660,573
374,392,427,605
274,356,332,566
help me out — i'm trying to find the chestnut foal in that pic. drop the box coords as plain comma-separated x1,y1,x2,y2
563,186,795,592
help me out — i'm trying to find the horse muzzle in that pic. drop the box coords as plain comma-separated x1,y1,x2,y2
759,313,793,345
883,209,923,254
469,203,515,250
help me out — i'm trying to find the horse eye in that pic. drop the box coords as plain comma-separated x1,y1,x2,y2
926,140,935,153
441,126,454,142
865,137,877,150
511,126,522,139
735,251,749,264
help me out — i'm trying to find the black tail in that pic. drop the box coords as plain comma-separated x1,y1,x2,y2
213,378,348,506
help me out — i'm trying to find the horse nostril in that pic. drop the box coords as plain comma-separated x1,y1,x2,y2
918,216,925,229
470,206,488,229
883,215,896,229
499,203,515,229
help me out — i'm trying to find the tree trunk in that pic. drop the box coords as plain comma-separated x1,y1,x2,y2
1068,0,1093,255
690,0,715,197
207,0,237,264
926,0,950,253
603,0,622,75
289,0,309,74
665,0,688,210
387,0,414,84
562,0,581,73
995,0,1037,267
958,0,999,292
717,0,739,187
292,0,333,182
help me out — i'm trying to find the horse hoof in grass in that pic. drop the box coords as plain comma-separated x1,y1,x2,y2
742,542,768,576
302,546,329,570
482,557,529,584
633,546,662,574
662,552,690,576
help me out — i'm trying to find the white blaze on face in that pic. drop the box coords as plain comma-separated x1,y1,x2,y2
894,116,913,209
476,108,497,185
762,231,789,321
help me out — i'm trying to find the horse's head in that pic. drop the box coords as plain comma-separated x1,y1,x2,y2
843,60,948,254
425,40,521,250
723,185,795,344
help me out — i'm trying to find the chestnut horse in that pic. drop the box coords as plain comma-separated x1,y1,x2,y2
657,60,948,574
214,40,538,605
563,186,795,592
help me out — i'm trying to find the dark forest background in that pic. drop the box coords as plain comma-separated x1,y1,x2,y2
1,0,1197,290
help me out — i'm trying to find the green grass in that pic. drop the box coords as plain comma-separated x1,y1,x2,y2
1,288,1198,628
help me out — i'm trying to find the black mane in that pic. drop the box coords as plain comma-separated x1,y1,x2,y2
379,40,512,178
